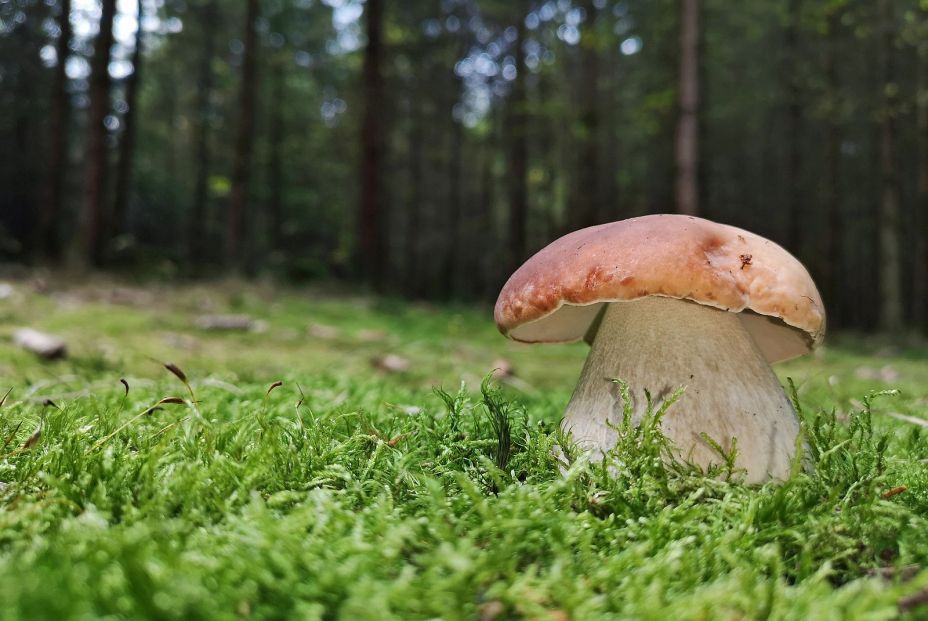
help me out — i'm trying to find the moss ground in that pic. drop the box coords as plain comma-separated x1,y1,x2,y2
0,278,927,620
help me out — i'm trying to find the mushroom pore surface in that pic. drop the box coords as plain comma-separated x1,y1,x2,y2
563,296,799,483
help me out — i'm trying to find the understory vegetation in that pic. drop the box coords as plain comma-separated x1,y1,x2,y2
0,280,927,620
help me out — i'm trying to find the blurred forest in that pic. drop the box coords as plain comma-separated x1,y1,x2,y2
0,0,926,333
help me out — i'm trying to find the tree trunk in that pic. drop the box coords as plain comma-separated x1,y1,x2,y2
822,6,843,326
164,57,179,248
570,0,600,229
111,0,144,242
877,0,903,332
784,0,802,253
602,40,620,223
443,65,464,299
226,0,260,270
267,59,285,255
915,18,928,332
78,0,117,267
674,0,700,216
506,4,528,273
404,91,423,297
480,129,497,297
358,0,387,288
35,0,72,262
189,0,217,266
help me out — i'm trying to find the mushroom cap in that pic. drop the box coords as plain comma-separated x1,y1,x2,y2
494,214,825,363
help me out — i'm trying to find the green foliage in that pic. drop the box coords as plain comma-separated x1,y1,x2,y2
0,284,926,618
0,367,926,619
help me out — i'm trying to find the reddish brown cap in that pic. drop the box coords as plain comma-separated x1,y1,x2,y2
494,214,825,362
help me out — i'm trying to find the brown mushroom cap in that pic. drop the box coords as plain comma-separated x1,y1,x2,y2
495,214,825,363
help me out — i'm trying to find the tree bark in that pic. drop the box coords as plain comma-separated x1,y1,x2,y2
570,0,600,229
189,0,217,266
506,4,528,273
111,0,144,242
36,0,72,262
78,0,117,267
404,92,423,297
784,0,802,252
674,0,700,216
443,57,464,299
480,126,497,297
358,0,387,288
226,0,260,270
877,0,904,332
602,38,620,223
267,59,285,255
822,6,843,326
915,17,928,332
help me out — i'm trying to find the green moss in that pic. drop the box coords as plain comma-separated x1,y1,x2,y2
0,282,926,619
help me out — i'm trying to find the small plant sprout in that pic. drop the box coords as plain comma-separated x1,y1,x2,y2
495,214,826,483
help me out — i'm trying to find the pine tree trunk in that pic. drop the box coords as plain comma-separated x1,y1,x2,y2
404,92,423,297
784,0,802,253
358,0,386,288
602,42,620,223
78,0,117,267
267,60,285,255
822,6,843,326
443,62,464,299
480,132,497,297
226,0,260,270
571,0,600,229
915,22,928,332
674,0,700,216
506,4,528,273
189,0,217,266
36,0,71,262
164,61,179,241
111,0,144,242
877,0,904,332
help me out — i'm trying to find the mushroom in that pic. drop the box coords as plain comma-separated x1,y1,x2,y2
494,214,825,483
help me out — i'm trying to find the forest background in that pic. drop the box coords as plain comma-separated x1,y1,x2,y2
1,0,926,333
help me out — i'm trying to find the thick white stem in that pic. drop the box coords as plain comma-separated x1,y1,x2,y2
562,297,799,483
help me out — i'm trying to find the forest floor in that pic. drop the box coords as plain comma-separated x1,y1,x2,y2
0,277,927,619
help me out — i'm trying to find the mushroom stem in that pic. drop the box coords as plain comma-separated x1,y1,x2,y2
562,296,799,482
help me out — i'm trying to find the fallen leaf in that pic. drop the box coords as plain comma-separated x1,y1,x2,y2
357,329,387,343
882,486,907,499
478,601,505,621
308,323,339,339
491,359,515,379
854,366,900,383
867,564,920,581
194,314,255,331
883,412,928,428
386,433,411,447
161,332,200,351
900,587,928,613
21,425,41,450
108,287,153,306
373,354,410,374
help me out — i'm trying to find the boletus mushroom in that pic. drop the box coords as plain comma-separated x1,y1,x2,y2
494,214,825,483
